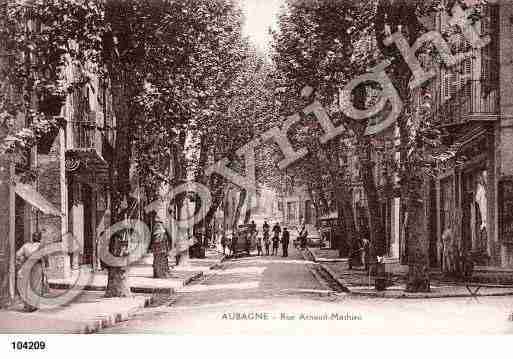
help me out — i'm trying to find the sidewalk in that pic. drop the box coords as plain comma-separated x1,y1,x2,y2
306,247,513,299
1,249,226,334
0,290,152,334
49,268,202,294
49,249,225,294
307,247,348,263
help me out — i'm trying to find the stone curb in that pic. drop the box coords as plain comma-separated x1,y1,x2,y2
299,247,349,293
319,263,351,293
347,289,513,299
80,295,153,334
306,265,332,292
49,281,178,295
307,248,513,299
324,267,513,300
305,247,348,263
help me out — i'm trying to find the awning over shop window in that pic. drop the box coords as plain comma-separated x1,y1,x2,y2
437,125,490,164
15,183,63,217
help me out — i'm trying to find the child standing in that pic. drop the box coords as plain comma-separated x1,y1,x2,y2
256,232,263,256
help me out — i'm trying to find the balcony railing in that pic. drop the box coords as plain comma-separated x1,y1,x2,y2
432,80,499,127
71,120,98,149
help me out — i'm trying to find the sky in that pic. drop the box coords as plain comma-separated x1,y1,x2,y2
241,0,284,51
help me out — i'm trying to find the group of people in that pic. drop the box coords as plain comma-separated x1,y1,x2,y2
260,221,290,257
220,221,292,258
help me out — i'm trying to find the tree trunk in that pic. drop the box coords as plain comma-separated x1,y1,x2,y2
194,188,224,241
105,266,131,297
334,182,358,262
359,145,386,289
105,69,133,298
323,141,358,262
232,189,246,230
243,192,252,224
405,175,431,292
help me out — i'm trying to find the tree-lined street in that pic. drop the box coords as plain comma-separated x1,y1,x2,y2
100,244,513,335
2,0,513,337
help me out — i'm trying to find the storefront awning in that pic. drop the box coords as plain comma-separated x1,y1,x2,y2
15,183,63,217
435,124,491,164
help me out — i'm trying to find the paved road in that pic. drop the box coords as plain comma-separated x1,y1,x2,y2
101,245,513,335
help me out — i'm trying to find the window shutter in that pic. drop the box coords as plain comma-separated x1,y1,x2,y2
444,70,450,99
450,71,457,98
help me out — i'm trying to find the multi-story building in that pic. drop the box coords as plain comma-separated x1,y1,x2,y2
339,2,509,270
59,64,116,273
0,53,118,308
427,2,513,270
373,1,512,272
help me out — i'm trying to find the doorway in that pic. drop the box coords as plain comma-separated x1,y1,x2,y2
82,184,94,265
462,168,490,266
68,182,95,266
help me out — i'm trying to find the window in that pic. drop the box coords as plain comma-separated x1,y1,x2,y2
481,4,499,95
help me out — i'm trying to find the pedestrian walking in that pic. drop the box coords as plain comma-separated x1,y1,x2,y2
272,234,279,256
282,227,290,257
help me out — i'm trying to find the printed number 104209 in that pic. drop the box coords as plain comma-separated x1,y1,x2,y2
11,341,46,350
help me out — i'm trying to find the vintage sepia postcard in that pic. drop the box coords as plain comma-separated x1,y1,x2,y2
1,0,513,347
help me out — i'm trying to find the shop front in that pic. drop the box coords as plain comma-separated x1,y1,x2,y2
435,124,497,273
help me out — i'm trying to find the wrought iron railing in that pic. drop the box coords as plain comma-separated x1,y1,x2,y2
432,80,499,127
71,120,97,149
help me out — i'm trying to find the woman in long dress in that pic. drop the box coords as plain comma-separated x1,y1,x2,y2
151,221,171,278
16,233,47,312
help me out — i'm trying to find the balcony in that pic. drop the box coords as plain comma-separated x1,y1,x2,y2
66,117,110,184
432,80,499,127
71,120,99,150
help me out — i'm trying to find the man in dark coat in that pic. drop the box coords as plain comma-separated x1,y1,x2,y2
272,222,281,238
282,228,290,257
263,221,270,233
272,222,281,256
263,221,270,255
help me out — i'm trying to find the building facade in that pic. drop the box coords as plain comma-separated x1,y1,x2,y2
423,2,513,270
281,184,317,234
